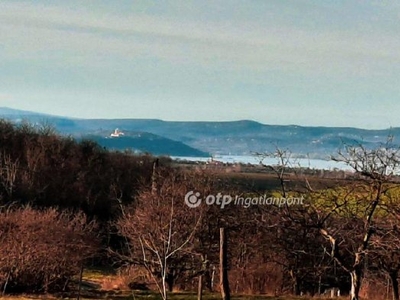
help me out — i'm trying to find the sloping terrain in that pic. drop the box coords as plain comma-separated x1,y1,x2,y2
1,107,399,158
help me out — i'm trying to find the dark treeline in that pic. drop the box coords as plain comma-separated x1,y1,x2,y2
0,120,158,293
1,120,400,300
0,120,156,220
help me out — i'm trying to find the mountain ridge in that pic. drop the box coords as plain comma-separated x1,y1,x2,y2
1,107,398,159
2,107,397,130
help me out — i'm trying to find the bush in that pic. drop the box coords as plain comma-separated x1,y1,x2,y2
0,206,99,293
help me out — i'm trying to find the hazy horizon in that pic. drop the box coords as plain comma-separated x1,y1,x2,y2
2,105,400,131
1,1,400,129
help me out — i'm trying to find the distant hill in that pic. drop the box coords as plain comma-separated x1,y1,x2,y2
82,131,209,157
0,107,41,116
0,107,209,157
0,107,52,119
1,107,399,159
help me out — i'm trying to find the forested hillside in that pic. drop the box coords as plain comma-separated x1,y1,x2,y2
1,120,400,300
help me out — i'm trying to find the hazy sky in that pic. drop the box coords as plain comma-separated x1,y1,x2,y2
1,1,400,128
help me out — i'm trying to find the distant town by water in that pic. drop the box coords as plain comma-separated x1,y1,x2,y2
171,155,353,171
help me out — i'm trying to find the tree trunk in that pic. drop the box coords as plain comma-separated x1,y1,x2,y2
77,263,84,300
350,269,362,300
390,271,399,300
198,275,203,300
289,270,300,296
161,271,168,300
151,158,159,195
220,228,230,300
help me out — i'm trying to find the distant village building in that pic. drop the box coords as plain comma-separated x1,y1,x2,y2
110,128,125,137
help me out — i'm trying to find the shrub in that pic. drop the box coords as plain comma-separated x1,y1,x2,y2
0,206,98,293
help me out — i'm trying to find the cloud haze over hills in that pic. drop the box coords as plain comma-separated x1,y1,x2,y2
1,1,400,129
1,107,399,159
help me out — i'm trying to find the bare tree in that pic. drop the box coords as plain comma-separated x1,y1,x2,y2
369,199,400,300
261,139,400,300
0,152,19,200
319,140,400,300
0,206,98,293
116,170,203,300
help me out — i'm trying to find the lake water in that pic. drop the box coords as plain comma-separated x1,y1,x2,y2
171,155,353,171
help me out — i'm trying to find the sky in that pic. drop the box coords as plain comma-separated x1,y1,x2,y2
1,0,400,129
